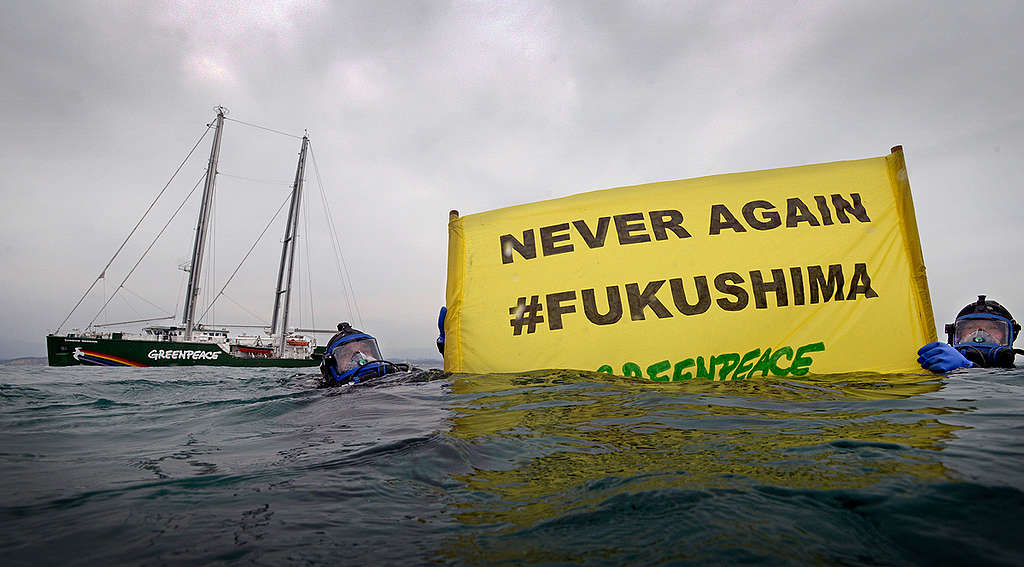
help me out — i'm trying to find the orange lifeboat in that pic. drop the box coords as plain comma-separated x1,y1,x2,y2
238,345,273,357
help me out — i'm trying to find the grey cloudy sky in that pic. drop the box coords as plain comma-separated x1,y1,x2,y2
1,1,1021,359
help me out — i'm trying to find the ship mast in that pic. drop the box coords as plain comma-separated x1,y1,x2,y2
270,134,309,353
181,107,227,341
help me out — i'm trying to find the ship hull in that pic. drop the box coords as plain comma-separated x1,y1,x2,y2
46,335,321,368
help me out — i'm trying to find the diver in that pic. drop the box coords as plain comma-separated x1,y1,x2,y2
917,295,1022,372
319,322,409,385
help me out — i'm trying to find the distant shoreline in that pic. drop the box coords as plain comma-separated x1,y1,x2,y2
0,357,47,366
0,356,442,368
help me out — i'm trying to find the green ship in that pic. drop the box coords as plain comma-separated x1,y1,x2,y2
48,108,338,368
46,332,325,368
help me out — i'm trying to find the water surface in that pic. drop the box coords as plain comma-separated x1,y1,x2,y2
1,365,1021,565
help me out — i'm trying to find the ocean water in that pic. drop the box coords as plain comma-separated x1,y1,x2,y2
1,364,1022,566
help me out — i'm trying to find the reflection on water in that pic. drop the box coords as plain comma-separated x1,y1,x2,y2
443,370,982,563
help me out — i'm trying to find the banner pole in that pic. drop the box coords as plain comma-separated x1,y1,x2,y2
886,145,937,344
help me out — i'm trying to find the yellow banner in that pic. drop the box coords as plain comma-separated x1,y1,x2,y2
444,147,935,378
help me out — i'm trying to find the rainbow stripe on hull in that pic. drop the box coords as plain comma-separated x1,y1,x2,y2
72,348,147,367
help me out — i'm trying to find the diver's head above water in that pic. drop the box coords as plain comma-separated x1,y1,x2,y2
945,295,1020,368
920,295,1021,373
320,322,389,385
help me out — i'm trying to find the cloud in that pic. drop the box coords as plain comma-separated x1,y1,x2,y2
3,1,1023,358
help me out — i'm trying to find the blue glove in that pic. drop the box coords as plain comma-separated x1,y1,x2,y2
917,342,974,373
436,306,447,354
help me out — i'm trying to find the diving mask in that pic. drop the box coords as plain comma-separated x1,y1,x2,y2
953,315,1011,347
